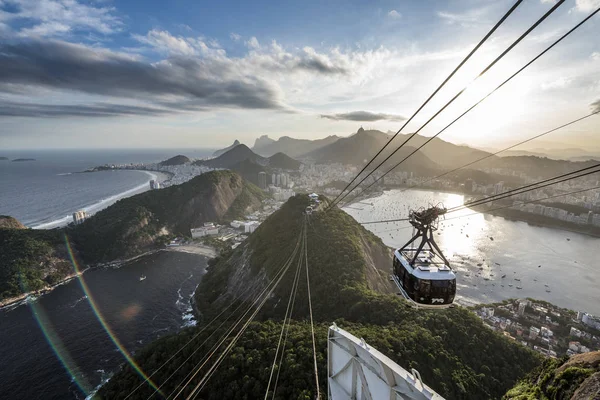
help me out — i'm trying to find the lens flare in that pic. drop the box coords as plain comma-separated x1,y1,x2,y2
26,294,92,396
64,234,163,395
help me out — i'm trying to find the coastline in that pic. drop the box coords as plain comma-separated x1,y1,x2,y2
0,244,217,311
31,170,169,230
346,187,600,239
0,267,90,310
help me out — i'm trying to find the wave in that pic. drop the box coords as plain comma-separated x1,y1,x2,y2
57,172,72,176
70,295,88,308
32,171,158,230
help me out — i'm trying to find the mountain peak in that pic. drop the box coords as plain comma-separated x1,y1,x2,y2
159,155,191,166
253,135,276,150
212,140,242,158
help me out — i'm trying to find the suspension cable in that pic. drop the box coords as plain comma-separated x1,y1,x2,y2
329,0,569,209
337,6,600,208
357,166,600,225
184,226,306,400
395,111,600,195
265,226,305,399
450,164,600,212
326,0,524,207
168,230,303,399
304,216,321,399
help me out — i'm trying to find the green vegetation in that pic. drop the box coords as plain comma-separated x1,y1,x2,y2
70,170,265,263
159,155,191,166
504,352,600,399
101,194,541,399
0,171,265,300
0,227,73,300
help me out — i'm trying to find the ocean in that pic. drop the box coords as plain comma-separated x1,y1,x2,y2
0,251,208,400
0,149,214,228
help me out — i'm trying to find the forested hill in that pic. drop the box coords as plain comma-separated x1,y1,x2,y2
71,170,265,263
99,195,541,400
0,171,265,301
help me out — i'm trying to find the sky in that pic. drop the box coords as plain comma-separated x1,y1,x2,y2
0,0,599,151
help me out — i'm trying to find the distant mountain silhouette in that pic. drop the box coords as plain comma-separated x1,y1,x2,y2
253,135,339,157
199,144,266,169
305,129,438,175
159,155,190,166
267,152,301,170
197,144,301,185
212,140,241,158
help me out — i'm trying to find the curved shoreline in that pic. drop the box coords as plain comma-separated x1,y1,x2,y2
30,170,167,230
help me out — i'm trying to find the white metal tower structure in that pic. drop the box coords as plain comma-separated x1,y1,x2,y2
328,324,445,400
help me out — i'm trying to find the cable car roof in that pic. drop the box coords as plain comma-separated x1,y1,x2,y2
394,249,456,281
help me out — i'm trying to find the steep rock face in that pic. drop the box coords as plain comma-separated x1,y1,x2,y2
71,171,265,263
504,351,600,400
0,216,26,229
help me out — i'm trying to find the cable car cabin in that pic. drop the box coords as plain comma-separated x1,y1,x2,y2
393,248,456,306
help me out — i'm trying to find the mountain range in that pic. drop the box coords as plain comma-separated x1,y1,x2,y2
252,134,339,157
196,144,302,186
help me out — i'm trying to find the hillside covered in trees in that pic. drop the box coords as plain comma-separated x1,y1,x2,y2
71,170,266,263
98,194,541,400
0,171,265,301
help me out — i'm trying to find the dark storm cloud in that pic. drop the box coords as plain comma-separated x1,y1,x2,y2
320,110,406,122
0,101,171,117
0,39,285,114
295,58,348,75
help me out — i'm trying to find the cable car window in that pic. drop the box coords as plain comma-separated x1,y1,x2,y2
419,280,431,294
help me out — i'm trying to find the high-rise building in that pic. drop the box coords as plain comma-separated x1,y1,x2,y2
72,210,87,225
258,172,267,189
149,180,161,189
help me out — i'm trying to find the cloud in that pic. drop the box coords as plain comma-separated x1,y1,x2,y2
230,32,241,41
0,39,286,113
592,99,600,113
574,0,600,12
0,100,171,117
132,29,197,56
320,111,406,122
246,36,260,49
437,9,487,27
387,10,401,19
592,52,600,61
541,77,572,90
1,0,122,37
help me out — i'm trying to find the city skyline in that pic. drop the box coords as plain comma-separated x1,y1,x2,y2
0,0,599,150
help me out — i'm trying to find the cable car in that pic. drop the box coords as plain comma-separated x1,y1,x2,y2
392,206,456,308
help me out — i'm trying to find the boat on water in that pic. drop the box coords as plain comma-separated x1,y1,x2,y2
139,275,146,281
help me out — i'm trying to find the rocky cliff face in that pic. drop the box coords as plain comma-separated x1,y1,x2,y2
504,351,600,400
0,216,26,229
